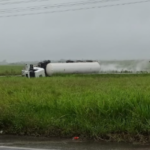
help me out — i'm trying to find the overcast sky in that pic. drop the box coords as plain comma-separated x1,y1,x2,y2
0,0,150,62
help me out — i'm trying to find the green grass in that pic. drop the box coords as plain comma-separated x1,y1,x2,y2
1,74,150,142
0,65,23,76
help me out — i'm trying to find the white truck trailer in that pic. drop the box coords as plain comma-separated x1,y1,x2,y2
22,60,100,78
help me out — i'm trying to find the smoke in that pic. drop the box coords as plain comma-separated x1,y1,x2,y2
134,60,149,71
99,60,150,73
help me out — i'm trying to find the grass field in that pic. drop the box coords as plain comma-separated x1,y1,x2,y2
0,65,23,76
0,74,150,142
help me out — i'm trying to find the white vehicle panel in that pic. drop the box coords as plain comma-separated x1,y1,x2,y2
46,62,100,76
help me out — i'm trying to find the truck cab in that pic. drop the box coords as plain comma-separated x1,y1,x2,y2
22,64,45,78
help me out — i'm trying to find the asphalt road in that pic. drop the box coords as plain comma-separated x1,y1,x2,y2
0,136,150,150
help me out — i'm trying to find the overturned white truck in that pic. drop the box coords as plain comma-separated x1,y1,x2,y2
22,60,100,78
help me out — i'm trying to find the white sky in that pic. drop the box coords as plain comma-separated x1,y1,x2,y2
0,0,150,62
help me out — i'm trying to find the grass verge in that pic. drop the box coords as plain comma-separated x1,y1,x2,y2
0,74,150,143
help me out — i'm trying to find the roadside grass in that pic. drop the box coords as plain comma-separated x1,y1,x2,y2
0,65,23,76
0,74,150,142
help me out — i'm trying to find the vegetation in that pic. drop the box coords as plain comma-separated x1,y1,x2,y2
0,74,150,143
0,65,23,76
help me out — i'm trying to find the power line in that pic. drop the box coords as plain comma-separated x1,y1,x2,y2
0,0,10,2
0,0,150,18
0,0,121,13
0,0,56,5
0,0,115,5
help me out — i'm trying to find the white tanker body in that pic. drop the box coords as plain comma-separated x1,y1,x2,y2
22,60,100,78
46,62,100,76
